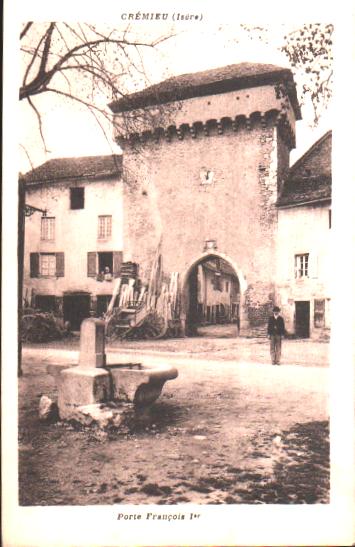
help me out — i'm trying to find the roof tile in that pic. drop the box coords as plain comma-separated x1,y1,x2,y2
110,62,301,118
278,131,332,207
20,155,122,185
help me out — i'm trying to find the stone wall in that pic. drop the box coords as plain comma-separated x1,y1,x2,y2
121,113,291,333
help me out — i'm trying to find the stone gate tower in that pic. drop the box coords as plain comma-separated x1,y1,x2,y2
109,63,301,335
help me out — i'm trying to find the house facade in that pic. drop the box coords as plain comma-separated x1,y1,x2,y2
21,155,123,329
276,131,332,339
21,63,332,338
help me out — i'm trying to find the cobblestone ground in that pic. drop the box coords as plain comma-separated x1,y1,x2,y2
19,339,329,506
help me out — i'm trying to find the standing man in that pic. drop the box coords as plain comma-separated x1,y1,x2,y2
267,306,285,365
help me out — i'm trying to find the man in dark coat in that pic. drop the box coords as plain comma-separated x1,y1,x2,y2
267,306,285,365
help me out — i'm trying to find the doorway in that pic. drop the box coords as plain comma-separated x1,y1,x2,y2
295,301,310,338
97,294,112,317
185,255,240,337
63,293,91,331
35,295,56,312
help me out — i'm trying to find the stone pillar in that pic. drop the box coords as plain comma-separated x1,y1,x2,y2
90,295,97,316
79,318,106,367
57,318,110,419
238,291,250,336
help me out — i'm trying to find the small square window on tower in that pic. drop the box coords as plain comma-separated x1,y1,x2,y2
200,168,214,185
70,187,84,209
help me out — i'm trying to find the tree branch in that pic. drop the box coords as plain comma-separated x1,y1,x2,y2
26,96,50,153
37,22,56,79
45,87,112,118
20,22,33,40
23,27,50,89
19,143,34,170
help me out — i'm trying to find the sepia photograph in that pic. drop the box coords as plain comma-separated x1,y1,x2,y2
2,1,355,546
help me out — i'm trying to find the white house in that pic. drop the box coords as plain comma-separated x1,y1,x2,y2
21,155,123,329
276,131,332,338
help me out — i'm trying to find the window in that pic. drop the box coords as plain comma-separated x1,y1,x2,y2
314,299,325,328
200,169,214,185
328,209,332,229
325,298,331,328
225,281,229,292
295,253,309,278
213,274,222,291
30,252,64,278
40,254,56,276
41,217,55,240
98,215,112,239
70,187,84,209
98,252,113,275
87,251,123,278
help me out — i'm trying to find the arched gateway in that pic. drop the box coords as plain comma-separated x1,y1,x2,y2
109,63,300,339
180,251,247,336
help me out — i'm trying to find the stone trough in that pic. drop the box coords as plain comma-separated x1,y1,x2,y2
46,318,178,428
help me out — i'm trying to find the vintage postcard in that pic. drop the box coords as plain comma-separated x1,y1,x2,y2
2,0,355,545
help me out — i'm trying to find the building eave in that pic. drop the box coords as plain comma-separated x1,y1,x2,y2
277,197,332,209
23,172,121,188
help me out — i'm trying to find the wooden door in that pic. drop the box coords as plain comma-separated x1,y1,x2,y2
295,301,310,338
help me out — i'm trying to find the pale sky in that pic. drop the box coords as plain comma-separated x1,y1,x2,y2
19,22,333,173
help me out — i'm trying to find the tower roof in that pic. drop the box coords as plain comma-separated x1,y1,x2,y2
109,62,301,119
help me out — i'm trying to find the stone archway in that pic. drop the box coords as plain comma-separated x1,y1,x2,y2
180,251,248,336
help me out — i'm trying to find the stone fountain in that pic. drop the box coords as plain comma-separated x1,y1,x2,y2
47,318,178,429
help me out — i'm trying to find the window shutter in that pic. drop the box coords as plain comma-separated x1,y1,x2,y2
310,253,318,278
55,252,65,277
314,298,325,327
87,252,97,277
30,253,39,278
113,251,123,278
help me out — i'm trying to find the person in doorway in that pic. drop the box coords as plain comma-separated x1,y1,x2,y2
267,306,285,365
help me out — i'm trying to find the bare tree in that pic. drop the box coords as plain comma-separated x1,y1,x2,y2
20,22,174,158
18,23,176,376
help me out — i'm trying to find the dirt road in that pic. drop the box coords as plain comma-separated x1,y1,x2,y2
19,339,329,505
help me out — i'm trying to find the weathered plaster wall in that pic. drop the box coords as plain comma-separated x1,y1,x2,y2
276,203,331,338
24,177,123,298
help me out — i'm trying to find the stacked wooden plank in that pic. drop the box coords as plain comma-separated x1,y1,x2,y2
120,261,138,280
104,246,182,340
